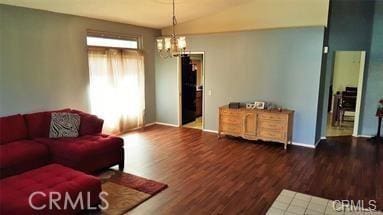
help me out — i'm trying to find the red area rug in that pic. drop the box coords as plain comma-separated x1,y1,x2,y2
98,170,167,214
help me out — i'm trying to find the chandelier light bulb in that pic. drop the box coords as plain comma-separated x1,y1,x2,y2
156,0,187,58
164,38,171,50
156,38,164,50
178,36,186,49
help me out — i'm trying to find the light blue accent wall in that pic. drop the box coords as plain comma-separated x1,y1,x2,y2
155,55,178,125
155,27,325,145
361,1,383,135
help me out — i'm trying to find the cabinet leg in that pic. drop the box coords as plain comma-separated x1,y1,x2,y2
284,142,287,150
218,132,221,139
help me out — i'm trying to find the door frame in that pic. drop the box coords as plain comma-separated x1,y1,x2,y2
177,52,205,129
326,50,366,137
353,51,366,136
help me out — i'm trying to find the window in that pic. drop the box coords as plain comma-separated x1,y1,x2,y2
86,34,144,134
86,36,138,49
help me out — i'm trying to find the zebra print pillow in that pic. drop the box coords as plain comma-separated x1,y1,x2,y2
49,112,80,138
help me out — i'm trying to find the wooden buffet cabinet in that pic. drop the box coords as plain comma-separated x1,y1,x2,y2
218,106,294,149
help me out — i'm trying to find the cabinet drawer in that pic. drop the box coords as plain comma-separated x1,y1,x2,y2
220,109,242,115
258,129,285,140
258,120,285,131
221,115,242,124
258,113,287,121
221,123,242,134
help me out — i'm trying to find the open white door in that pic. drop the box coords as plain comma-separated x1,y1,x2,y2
353,51,366,137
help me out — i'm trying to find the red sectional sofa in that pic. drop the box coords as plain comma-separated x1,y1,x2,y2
0,114,51,178
0,109,125,213
0,109,125,178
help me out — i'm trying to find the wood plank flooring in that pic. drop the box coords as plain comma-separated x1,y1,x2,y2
118,125,382,214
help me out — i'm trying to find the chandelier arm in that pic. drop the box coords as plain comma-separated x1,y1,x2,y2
159,50,171,59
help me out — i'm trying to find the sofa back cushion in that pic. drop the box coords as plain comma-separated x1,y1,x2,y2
24,109,70,138
0,114,28,144
70,110,104,135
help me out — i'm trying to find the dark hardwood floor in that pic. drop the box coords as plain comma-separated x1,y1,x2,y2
119,125,382,214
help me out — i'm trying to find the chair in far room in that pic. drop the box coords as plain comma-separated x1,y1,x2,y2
338,88,357,127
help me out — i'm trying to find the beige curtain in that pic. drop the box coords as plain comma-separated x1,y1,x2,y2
88,48,145,134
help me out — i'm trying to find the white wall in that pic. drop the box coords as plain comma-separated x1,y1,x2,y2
332,51,361,93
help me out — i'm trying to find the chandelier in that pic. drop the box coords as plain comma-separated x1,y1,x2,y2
156,0,187,58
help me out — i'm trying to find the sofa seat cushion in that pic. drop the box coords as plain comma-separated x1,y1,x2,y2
0,164,101,214
0,114,28,144
35,135,123,172
36,135,123,159
0,140,50,178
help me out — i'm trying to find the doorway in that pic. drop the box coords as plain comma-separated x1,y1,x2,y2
326,51,366,137
179,53,204,130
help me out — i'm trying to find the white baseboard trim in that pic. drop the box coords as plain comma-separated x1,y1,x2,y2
144,122,156,127
119,124,153,134
320,136,326,139
202,129,218,133
155,122,179,127
315,139,322,147
292,142,316,149
358,135,373,138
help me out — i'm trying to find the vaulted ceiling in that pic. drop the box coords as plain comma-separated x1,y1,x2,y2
162,0,330,35
0,0,252,28
0,0,329,34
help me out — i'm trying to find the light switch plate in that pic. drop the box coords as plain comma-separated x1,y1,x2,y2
323,46,328,53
